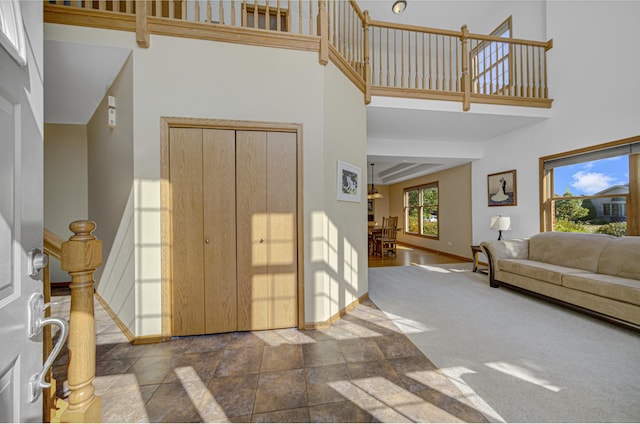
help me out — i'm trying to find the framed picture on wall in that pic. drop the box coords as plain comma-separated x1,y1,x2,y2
488,169,517,206
337,160,361,202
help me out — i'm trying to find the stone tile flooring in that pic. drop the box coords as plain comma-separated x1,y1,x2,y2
51,296,489,423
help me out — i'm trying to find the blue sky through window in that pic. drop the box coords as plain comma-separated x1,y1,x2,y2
553,155,629,196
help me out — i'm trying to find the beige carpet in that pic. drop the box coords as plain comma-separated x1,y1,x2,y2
369,263,640,423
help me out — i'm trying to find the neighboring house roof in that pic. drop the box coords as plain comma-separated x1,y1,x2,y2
593,184,629,196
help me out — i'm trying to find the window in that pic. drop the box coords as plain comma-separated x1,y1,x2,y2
540,136,640,236
0,0,26,66
471,17,511,95
404,182,439,238
244,4,288,32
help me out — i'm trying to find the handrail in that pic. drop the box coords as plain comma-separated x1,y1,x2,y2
44,227,64,260
44,0,553,109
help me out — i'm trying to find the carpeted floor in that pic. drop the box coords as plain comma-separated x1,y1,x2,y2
369,263,640,423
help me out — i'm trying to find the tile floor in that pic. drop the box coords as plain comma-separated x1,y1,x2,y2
51,296,488,423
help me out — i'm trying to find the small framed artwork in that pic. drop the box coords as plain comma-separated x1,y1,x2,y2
337,160,361,202
488,169,517,206
368,199,374,213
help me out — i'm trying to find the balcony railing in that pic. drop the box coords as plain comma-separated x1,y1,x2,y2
44,0,553,110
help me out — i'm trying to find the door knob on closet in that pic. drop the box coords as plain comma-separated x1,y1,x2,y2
205,239,210,244
259,238,265,243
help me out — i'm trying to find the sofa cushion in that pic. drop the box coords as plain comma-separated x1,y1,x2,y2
563,273,640,307
528,232,615,273
498,259,591,286
597,236,640,280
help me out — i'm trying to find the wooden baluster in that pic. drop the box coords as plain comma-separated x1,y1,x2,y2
526,45,531,98
167,0,173,18
428,33,432,89
60,221,102,423
448,36,453,92
309,0,313,35
401,31,405,87
422,33,426,89
378,27,383,85
386,28,390,86
206,0,211,23
407,31,411,88
415,32,419,88
265,0,270,30
253,0,258,28
220,0,225,24
341,1,346,55
181,0,186,20
287,0,291,32
194,0,200,21
393,29,397,87
435,34,440,90
242,0,247,27
537,47,542,98
98,0,106,10
231,0,236,26
519,44,524,97
298,0,308,36
500,41,506,94
276,0,281,32
113,0,120,13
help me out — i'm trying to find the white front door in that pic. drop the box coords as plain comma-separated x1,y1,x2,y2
0,1,45,421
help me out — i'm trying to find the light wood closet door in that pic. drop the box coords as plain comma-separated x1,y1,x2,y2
267,132,298,329
236,131,269,330
236,131,297,331
203,129,237,333
170,128,205,336
171,128,238,336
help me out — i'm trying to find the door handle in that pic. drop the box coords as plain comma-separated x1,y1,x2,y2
27,293,69,402
28,248,48,278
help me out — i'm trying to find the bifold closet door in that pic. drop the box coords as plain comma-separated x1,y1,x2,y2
236,131,297,331
170,128,237,336
170,128,205,336
203,129,237,333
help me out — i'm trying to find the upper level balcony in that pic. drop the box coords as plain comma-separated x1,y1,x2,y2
44,0,553,113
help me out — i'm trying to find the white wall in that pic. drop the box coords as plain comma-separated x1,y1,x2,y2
472,1,640,245
44,124,88,282
87,53,135,333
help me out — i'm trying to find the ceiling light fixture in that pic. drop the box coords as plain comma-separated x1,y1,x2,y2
392,0,407,14
368,163,384,199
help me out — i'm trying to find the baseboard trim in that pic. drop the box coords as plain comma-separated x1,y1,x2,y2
94,292,135,343
131,335,170,345
399,241,472,263
303,292,369,330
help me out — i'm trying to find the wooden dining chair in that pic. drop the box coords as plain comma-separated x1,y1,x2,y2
379,216,398,257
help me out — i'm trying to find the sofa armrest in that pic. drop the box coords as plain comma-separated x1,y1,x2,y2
480,239,529,288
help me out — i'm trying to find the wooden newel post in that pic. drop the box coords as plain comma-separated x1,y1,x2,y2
460,25,471,111
318,0,329,65
60,221,102,423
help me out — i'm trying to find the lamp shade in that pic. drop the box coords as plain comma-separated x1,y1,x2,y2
490,215,511,231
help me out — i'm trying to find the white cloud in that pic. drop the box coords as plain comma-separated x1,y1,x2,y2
570,171,617,195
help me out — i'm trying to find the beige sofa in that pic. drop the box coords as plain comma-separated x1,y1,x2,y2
481,232,640,328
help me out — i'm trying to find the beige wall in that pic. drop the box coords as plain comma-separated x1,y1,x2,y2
389,163,472,259
44,124,88,282
87,53,135,333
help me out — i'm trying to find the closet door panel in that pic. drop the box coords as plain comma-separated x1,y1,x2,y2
236,131,269,330
267,132,298,328
170,128,205,336
203,129,237,333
